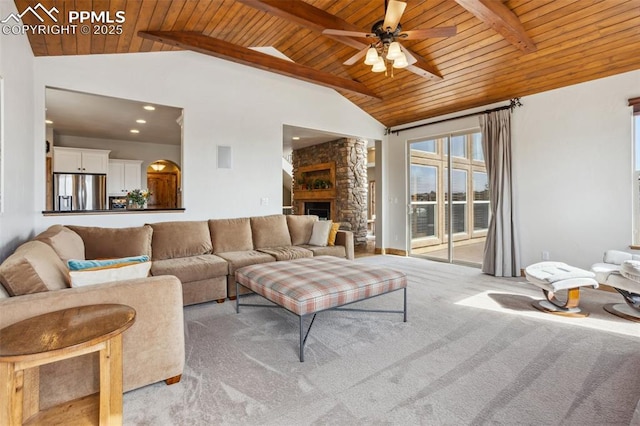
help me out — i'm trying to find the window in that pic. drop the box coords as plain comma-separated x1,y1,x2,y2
412,139,437,154
409,130,488,252
634,115,640,244
444,168,468,234
410,165,437,238
472,133,484,161
445,135,467,158
473,171,490,231
631,97,640,244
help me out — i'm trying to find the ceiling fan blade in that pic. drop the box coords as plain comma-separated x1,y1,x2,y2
322,29,372,38
383,0,407,32
400,45,443,80
343,46,369,66
400,26,457,39
399,44,417,65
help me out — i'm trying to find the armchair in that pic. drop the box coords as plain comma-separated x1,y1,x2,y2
591,249,640,321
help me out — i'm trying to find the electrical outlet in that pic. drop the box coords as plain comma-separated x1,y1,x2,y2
542,251,550,260
260,197,269,206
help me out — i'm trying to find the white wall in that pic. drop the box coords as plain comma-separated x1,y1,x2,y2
30,51,384,231
386,70,640,269
0,1,37,260
512,71,639,269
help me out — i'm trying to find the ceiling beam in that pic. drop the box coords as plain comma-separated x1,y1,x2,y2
236,0,442,80
454,0,536,53
236,0,366,50
137,31,381,100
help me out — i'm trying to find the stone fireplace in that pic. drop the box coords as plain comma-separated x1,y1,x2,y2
292,137,368,246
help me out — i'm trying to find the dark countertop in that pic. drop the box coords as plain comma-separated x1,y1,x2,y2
42,208,186,216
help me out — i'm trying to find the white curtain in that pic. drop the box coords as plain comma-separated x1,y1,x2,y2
480,109,520,276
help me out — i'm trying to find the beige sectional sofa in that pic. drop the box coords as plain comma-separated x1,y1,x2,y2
0,214,353,410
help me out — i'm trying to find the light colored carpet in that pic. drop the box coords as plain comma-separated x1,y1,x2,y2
123,256,640,425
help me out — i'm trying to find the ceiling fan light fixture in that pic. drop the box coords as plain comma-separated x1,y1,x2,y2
386,41,402,60
371,57,386,72
393,52,409,68
364,46,379,65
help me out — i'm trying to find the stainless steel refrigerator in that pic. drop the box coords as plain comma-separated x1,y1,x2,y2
53,173,107,211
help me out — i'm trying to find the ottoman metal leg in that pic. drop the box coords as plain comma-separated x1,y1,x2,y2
532,287,589,318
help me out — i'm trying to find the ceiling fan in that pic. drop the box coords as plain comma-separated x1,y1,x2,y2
322,0,456,75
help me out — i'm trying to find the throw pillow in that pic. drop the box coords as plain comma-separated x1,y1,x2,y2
308,221,333,247
69,261,152,287
67,255,150,271
327,222,340,246
34,225,85,263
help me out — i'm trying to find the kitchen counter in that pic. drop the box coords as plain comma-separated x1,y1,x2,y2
42,208,185,216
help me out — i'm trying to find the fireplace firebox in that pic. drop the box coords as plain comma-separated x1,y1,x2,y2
304,202,331,220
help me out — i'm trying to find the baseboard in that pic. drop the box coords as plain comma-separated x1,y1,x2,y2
374,247,385,255
385,248,408,256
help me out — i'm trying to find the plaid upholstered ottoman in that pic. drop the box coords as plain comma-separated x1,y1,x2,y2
235,256,407,361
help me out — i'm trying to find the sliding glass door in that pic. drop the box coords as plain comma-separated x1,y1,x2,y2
408,131,488,266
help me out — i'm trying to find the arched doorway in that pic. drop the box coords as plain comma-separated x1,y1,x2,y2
147,160,181,209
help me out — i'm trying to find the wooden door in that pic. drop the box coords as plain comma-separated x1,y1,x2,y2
147,173,177,209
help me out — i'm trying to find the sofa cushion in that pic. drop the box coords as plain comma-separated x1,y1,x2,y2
0,241,68,296
620,260,640,282
150,254,227,283
69,262,152,287
35,225,85,262
216,250,276,274
150,221,212,261
257,246,313,261
209,218,253,253
302,245,347,258
251,215,292,249
286,215,318,246
308,221,333,247
68,225,153,259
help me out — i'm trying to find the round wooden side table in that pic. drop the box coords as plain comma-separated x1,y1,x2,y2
0,304,136,425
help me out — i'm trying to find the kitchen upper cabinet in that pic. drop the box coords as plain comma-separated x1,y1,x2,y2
108,159,142,196
53,147,110,174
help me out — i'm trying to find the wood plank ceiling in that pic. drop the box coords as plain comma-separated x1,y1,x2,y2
15,0,640,128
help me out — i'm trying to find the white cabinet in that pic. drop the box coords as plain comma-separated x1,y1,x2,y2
108,159,142,196
53,147,110,174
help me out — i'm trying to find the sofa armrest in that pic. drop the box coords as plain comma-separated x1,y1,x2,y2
0,276,185,409
335,230,354,260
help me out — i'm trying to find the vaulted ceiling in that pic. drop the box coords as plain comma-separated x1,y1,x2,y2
16,0,640,127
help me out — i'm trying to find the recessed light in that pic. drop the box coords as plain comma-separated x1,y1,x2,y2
136,119,147,124
292,136,300,140
45,119,53,124
130,129,140,134
143,105,155,111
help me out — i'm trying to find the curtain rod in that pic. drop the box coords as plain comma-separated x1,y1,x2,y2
386,98,523,136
